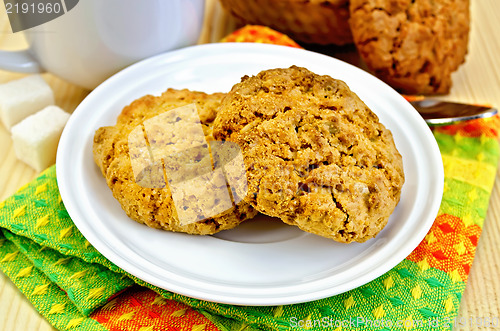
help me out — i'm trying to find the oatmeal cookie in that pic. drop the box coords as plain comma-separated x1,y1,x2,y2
349,0,470,95
213,66,404,243
93,89,257,235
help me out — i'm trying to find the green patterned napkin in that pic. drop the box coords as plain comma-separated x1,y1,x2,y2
1,114,499,331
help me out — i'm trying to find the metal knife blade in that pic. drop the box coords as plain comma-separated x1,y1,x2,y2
409,99,498,126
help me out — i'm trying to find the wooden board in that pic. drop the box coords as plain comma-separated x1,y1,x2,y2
1,0,499,329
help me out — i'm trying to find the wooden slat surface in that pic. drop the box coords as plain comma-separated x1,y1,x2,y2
0,0,499,330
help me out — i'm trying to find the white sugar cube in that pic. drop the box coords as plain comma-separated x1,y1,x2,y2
0,75,54,129
11,106,70,172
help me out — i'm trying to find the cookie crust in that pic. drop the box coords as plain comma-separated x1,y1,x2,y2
93,89,257,235
349,0,470,94
213,66,404,243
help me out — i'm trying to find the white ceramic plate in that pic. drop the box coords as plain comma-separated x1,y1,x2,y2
57,43,443,306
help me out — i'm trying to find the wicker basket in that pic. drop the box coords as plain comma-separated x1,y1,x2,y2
219,0,353,45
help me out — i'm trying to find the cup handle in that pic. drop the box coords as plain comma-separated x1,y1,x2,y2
0,50,43,73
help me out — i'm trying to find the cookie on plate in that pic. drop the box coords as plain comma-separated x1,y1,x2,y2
213,66,404,243
349,0,470,95
93,89,257,235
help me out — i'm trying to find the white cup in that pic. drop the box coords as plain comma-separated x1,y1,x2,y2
0,0,205,89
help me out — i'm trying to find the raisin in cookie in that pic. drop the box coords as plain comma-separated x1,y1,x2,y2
93,89,257,235
213,66,404,243
349,0,470,95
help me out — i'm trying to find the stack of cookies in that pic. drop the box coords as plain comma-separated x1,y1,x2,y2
219,0,470,95
93,66,405,243
349,0,470,95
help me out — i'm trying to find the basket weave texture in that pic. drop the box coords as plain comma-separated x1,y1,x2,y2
219,0,353,45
